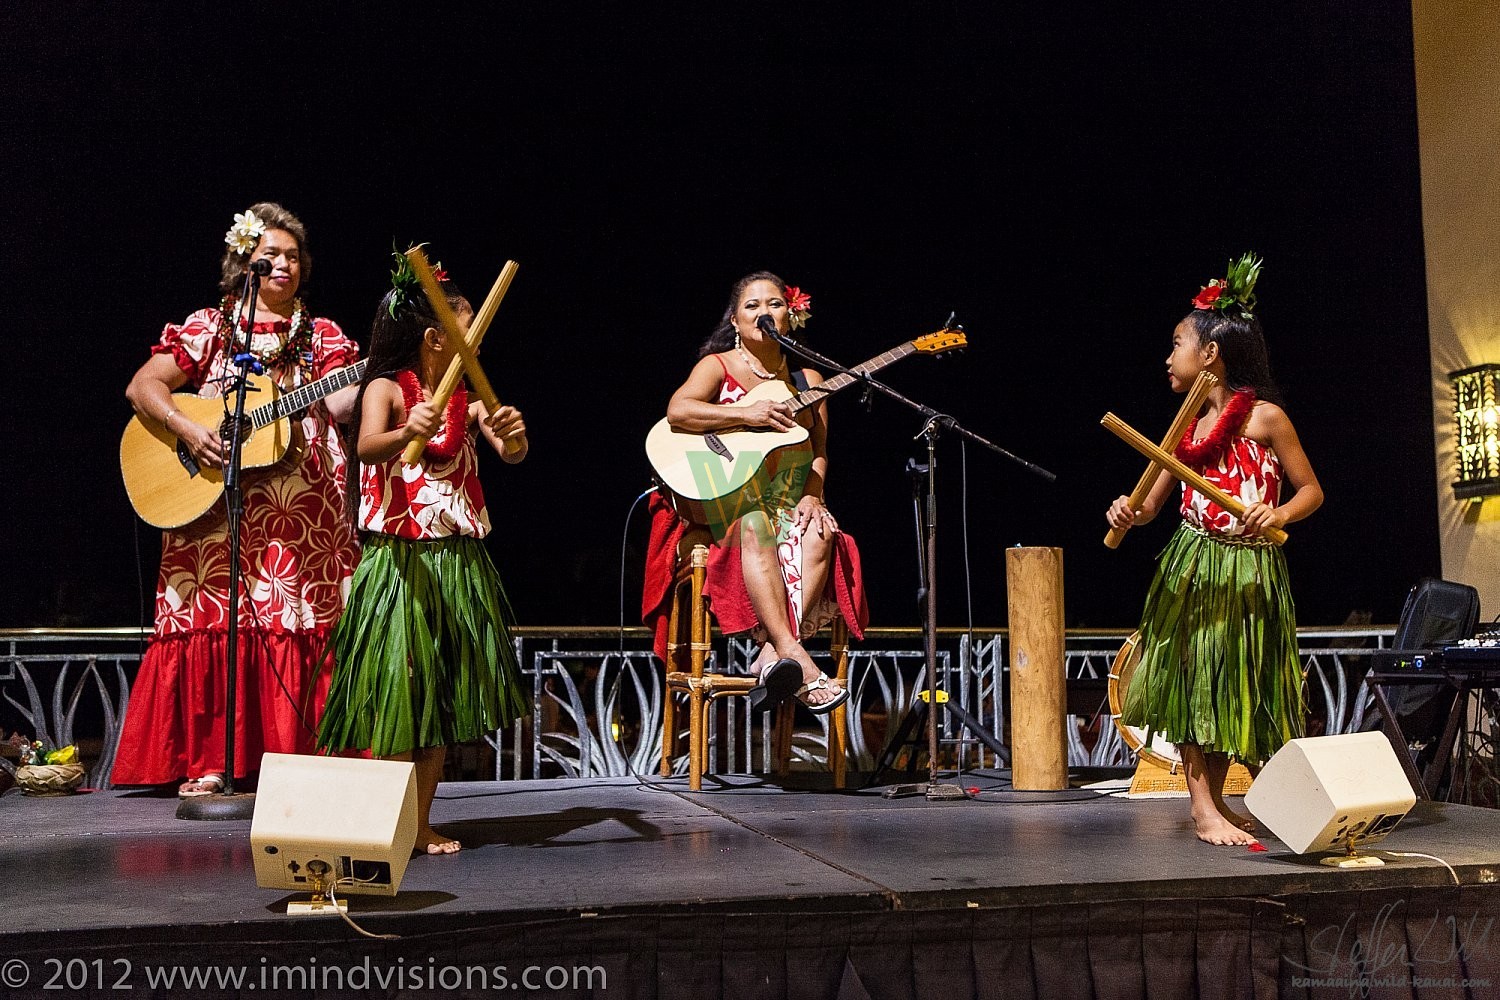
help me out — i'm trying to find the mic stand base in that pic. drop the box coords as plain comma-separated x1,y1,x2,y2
881,782,970,801
176,790,257,822
926,782,970,801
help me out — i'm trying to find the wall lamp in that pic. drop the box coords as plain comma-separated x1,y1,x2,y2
1451,363,1500,500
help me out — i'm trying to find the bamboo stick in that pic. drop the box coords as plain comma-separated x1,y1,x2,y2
1104,371,1218,548
1100,412,1288,546
401,250,521,463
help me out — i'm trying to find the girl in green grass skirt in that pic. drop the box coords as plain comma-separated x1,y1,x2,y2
1106,254,1323,846
318,251,528,855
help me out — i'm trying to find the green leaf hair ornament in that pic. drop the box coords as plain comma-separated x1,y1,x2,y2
387,242,447,319
1191,252,1263,319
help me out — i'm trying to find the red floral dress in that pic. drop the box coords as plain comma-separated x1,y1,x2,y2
1179,418,1283,536
358,376,488,538
112,307,360,786
709,364,831,639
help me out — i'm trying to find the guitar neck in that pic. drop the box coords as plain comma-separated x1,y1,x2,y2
250,360,369,428
787,343,916,415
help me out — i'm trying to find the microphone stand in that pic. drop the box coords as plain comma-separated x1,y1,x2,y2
178,268,264,821
764,322,1055,801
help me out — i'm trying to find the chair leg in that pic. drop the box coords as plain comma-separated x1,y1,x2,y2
689,686,705,792
831,617,850,789
773,704,794,776
687,545,710,791
661,689,677,778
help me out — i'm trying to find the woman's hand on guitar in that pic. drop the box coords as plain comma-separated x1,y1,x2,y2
740,399,797,431
403,401,442,442
178,419,226,470
1105,495,1138,531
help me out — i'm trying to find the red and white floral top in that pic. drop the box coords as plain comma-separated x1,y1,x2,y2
1181,435,1283,538
358,375,490,540
150,307,360,635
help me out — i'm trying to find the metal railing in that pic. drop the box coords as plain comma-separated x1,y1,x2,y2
1,625,1396,788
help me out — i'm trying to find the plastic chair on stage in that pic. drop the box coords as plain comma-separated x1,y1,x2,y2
660,542,851,791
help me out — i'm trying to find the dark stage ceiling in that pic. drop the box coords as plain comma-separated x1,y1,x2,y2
0,3,1438,629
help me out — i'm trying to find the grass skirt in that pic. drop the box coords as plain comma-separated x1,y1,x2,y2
317,534,525,757
1120,522,1304,764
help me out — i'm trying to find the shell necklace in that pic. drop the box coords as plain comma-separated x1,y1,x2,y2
735,331,781,380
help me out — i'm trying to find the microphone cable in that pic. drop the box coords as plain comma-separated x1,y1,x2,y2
619,485,658,651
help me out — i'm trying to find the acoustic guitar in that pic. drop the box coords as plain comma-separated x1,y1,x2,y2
645,329,966,532
120,361,367,529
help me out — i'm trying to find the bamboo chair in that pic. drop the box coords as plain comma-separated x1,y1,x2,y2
660,543,850,791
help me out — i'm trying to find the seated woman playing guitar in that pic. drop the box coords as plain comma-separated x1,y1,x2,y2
643,271,866,713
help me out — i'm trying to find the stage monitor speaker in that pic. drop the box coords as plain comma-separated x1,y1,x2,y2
251,753,417,897
1243,732,1417,854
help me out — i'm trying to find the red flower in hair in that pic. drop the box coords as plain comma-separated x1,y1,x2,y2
1192,281,1224,311
785,285,812,330
432,266,449,283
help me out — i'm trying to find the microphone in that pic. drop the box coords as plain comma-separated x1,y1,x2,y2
248,258,272,276
756,314,778,338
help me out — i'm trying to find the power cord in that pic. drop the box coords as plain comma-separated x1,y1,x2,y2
325,874,402,939
619,485,657,651
1380,850,1461,885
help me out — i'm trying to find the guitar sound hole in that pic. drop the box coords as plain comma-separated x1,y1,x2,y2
218,414,254,448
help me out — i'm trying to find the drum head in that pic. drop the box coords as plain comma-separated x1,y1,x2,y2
1108,631,1182,768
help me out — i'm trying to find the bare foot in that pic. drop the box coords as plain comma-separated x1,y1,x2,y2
1192,808,1259,846
1217,801,1256,832
416,827,461,855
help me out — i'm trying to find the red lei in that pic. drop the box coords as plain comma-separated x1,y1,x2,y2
1175,388,1257,469
396,369,469,462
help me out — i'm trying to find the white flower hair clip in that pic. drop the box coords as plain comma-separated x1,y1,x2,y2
224,210,266,256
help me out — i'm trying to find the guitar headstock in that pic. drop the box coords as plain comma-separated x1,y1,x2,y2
913,328,968,354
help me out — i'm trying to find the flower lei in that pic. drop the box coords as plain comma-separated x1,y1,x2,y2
396,369,469,462
224,210,266,256
785,286,812,330
1175,388,1257,469
388,244,447,318
1191,253,1262,319
216,295,315,375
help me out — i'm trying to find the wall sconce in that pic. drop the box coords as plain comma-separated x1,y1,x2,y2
1451,363,1500,500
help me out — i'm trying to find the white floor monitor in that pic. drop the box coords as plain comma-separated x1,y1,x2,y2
1243,732,1416,854
250,753,417,897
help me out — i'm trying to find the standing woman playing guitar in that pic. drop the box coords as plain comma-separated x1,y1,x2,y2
114,203,361,797
644,271,866,713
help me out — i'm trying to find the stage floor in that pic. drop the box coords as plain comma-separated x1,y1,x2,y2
7,768,1499,932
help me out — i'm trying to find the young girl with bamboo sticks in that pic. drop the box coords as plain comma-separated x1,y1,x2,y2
1105,254,1323,846
318,251,528,855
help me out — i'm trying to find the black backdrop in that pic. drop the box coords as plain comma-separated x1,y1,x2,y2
1,3,1439,631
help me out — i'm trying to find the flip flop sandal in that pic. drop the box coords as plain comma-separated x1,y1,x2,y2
746,658,802,712
796,673,851,715
178,774,224,799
